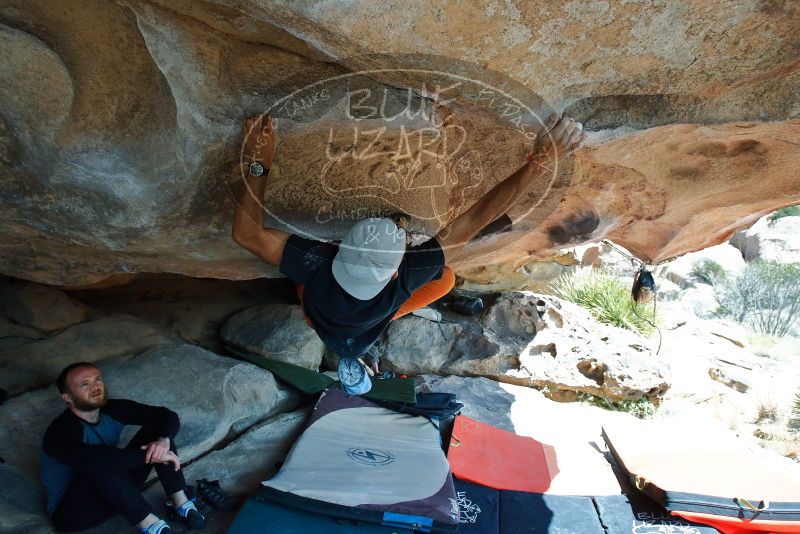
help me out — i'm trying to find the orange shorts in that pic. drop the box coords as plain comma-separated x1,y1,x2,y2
391,266,455,320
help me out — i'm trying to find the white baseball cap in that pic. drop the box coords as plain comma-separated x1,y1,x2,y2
331,218,407,300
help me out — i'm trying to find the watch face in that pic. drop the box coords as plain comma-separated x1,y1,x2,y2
249,162,264,176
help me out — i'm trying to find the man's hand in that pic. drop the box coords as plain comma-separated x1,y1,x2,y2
435,112,586,263
526,112,586,167
160,450,181,472
243,114,275,168
141,437,170,464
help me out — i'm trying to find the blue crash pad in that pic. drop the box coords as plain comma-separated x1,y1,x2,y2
227,496,404,534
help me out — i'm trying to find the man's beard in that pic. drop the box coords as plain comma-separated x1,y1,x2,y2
71,389,108,411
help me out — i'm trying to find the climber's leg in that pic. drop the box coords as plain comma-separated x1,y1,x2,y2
392,266,455,320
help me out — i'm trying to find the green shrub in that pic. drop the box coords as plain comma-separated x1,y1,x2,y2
551,269,655,334
580,394,657,419
691,259,727,285
769,205,800,222
716,261,800,338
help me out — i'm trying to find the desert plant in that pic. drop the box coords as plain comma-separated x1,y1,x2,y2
691,259,727,285
790,391,800,432
769,205,800,222
716,261,800,338
756,399,779,424
551,269,655,334
580,393,657,419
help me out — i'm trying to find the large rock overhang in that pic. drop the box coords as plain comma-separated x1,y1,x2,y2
0,0,798,286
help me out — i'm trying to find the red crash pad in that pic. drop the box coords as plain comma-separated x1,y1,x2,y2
447,415,557,493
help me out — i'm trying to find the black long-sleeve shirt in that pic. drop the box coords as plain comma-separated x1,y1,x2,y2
279,234,445,357
40,399,180,514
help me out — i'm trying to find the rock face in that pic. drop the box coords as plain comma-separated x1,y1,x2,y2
675,284,721,320
0,279,88,332
0,1,799,286
730,214,800,264
708,366,751,393
271,1,799,126
221,304,325,370
0,463,51,534
68,275,281,352
379,292,669,403
458,240,641,293
657,243,745,288
377,318,464,375
457,120,800,281
178,410,309,496
492,293,669,402
0,318,41,340
0,317,42,352
0,315,177,397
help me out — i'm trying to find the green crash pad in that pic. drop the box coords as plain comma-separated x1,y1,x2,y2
226,347,416,404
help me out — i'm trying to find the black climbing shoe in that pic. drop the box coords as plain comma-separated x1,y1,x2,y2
195,478,238,512
167,499,206,529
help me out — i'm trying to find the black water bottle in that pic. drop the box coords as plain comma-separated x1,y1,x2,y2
449,295,484,316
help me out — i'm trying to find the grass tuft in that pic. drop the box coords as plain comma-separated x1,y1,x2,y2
756,399,779,424
769,205,800,222
551,269,655,334
691,259,727,286
579,393,657,419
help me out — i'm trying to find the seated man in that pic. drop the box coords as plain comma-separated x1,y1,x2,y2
232,113,585,390
40,362,205,534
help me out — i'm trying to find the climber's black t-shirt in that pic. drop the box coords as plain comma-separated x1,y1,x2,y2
279,234,445,358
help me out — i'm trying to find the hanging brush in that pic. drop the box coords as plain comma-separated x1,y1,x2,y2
601,241,662,355
631,266,656,304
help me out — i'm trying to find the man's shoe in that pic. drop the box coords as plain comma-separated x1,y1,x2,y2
171,499,206,529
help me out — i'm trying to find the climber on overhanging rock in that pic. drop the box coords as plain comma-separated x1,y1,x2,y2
231,113,586,393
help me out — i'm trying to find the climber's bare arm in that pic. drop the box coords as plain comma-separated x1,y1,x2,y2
436,113,586,264
231,115,289,267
